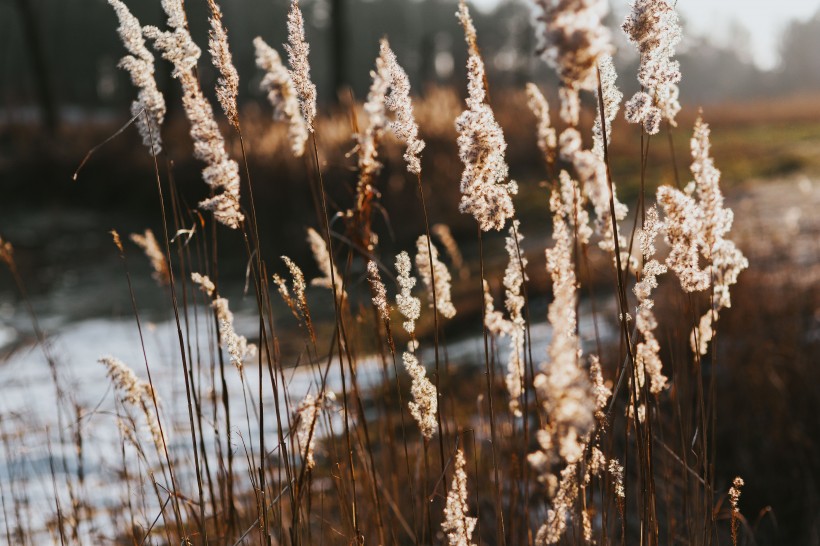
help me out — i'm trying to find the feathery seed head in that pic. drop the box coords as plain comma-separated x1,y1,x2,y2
191,272,216,296
366,260,390,323
285,0,317,131
402,351,438,440
532,0,614,92
306,228,335,290
415,236,457,319
143,18,244,229
207,0,239,128
396,251,421,335
622,0,682,129
380,39,425,175
593,55,623,155
526,83,557,160
442,448,478,546
130,229,169,285
108,0,166,154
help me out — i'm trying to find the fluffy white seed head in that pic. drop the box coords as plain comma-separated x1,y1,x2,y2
442,448,478,546
207,0,239,128
144,10,244,229
366,260,390,323
403,351,437,440
254,37,308,157
130,229,169,285
285,0,317,131
455,1,517,231
396,251,421,336
526,83,557,160
108,0,166,154
380,39,425,175
532,0,614,92
306,227,334,289
415,236,456,319
622,0,683,131
191,272,216,296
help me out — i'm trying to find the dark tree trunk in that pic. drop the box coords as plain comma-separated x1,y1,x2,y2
14,0,58,131
330,0,346,101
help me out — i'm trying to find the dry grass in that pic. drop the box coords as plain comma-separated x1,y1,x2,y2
0,2,818,546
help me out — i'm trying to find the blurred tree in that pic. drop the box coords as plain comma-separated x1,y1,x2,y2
330,0,347,100
778,9,820,93
13,0,58,130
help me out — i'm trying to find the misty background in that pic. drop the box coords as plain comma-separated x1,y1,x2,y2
3,0,820,131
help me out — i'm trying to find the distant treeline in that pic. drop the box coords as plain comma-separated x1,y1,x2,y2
2,0,820,122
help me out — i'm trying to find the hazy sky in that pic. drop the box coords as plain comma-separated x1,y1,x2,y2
472,0,820,70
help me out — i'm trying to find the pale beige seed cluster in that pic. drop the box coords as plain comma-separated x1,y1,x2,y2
502,221,528,417
195,275,257,372
108,0,166,155
632,206,669,400
455,0,518,232
592,55,623,155
207,0,239,129
689,117,748,353
402,351,437,441
442,448,477,546
285,0,317,132
254,37,308,157
130,229,169,285
532,0,613,92
293,391,334,470
143,0,243,229
366,260,390,324
395,251,421,336
534,463,580,545
191,271,215,296
483,280,510,338
100,355,166,453
415,236,456,320
306,228,337,294
657,186,710,292
530,184,597,481
380,40,425,175
526,83,557,161
281,256,308,318
622,0,683,132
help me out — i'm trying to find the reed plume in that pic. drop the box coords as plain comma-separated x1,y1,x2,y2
455,0,518,232
729,476,745,545
532,0,613,93
528,184,597,523
402,351,437,441
395,251,421,337
108,0,166,154
143,0,244,229
99,356,166,453
502,221,527,416
285,0,317,131
307,227,332,288
687,115,748,354
633,206,669,396
526,83,557,163
207,0,239,129
622,0,683,132
366,260,390,324
415,235,456,319
254,36,308,157
193,272,257,371
130,229,170,285
442,448,477,546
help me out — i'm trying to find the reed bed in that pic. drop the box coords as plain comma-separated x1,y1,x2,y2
2,0,805,544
